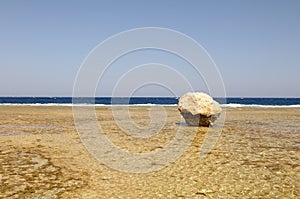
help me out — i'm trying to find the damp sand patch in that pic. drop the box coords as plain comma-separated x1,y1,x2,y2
0,147,87,198
0,125,57,136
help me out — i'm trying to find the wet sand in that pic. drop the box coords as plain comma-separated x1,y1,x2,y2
0,106,299,198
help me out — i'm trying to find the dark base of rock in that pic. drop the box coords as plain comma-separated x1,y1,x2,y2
180,112,217,127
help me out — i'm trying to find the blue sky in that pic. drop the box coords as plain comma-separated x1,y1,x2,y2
0,0,299,97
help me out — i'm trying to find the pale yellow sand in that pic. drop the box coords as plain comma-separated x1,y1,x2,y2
0,106,299,198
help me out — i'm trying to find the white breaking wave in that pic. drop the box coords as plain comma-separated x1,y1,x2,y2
222,103,300,108
0,103,178,107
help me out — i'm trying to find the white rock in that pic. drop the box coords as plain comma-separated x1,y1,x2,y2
178,92,222,126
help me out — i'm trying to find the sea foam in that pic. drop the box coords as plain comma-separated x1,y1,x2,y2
222,104,300,108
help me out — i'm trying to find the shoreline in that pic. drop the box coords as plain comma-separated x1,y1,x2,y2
0,103,300,108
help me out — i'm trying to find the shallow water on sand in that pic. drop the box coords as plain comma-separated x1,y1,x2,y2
0,106,299,198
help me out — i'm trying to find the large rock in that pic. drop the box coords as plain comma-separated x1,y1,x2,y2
178,92,222,126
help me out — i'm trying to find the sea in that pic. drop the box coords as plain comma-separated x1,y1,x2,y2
0,97,300,107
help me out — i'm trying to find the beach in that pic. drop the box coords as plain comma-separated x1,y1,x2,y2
0,106,299,198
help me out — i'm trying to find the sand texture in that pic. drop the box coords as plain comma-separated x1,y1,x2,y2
0,106,299,198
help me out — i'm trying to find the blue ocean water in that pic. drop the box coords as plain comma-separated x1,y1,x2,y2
0,97,300,107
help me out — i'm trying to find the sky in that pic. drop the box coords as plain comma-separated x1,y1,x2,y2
0,0,299,97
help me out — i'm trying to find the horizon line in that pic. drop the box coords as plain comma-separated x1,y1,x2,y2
0,96,300,98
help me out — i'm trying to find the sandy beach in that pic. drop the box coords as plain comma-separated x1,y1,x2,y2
0,106,299,198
